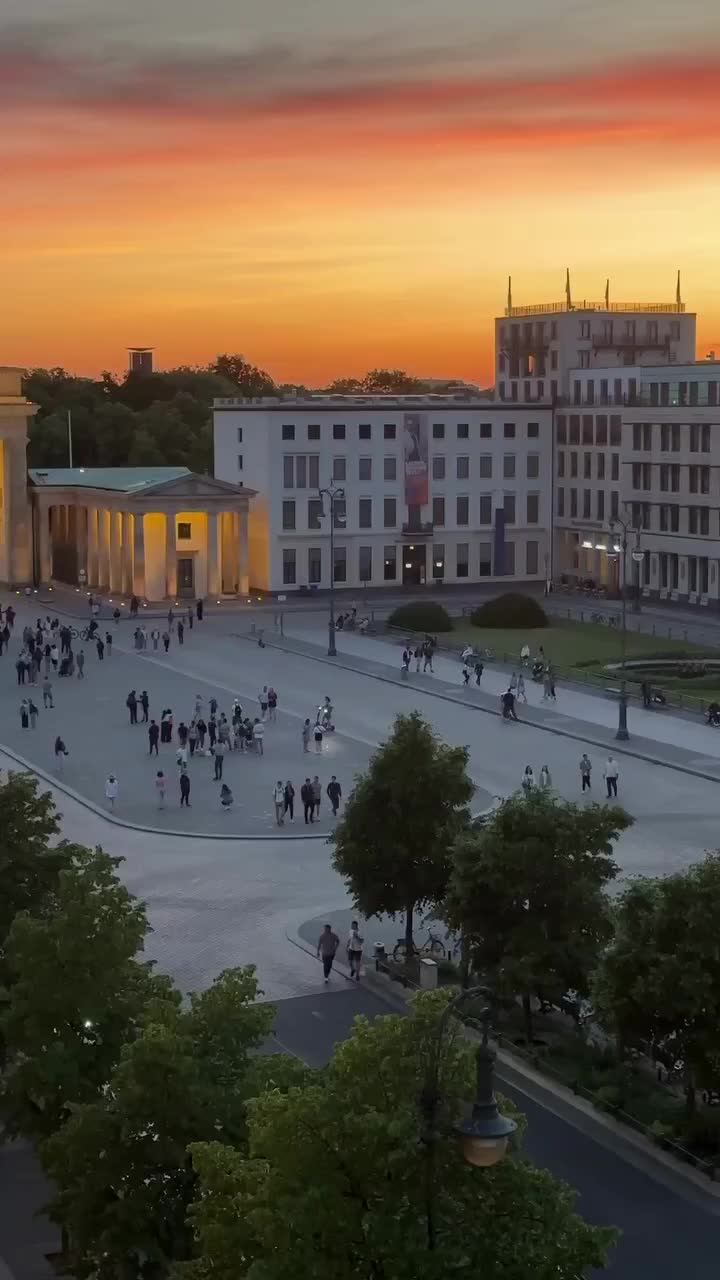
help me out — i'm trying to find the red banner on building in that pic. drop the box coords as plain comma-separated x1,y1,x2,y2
403,412,428,506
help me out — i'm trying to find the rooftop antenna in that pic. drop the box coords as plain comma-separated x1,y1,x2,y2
565,267,572,311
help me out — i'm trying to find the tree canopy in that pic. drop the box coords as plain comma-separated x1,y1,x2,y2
331,712,474,948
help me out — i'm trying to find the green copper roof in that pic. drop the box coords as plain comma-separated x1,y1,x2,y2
28,467,191,493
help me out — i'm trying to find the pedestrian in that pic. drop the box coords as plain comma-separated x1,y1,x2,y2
414,644,422,673
244,717,254,751
501,688,518,721
422,639,434,672
105,774,118,810
155,770,166,808
316,924,340,983
302,718,311,752
273,780,285,824
76,649,85,679
105,631,113,657
301,777,314,823
15,655,26,685
42,676,54,708
326,775,342,816
126,689,138,724
208,714,217,748
178,721,188,748
162,631,170,652
54,734,68,770
194,693,204,718
462,663,471,686
209,696,218,716
151,628,160,651
140,625,148,650
130,595,139,619
258,686,269,720
161,709,173,743
313,721,323,752
312,774,322,818
549,668,557,701
283,779,295,821
213,738,225,780
521,765,535,794
520,642,530,667
220,783,234,810
50,644,59,672
6,604,15,629
474,660,483,686
188,721,198,756
140,690,149,723
196,598,204,621
96,636,105,661
28,699,39,729
20,698,29,729
641,680,651,709
539,764,552,789
253,717,265,754
187,605,194,629
517,672,527,703
509,671,518,693
267,687,278,721
177,620,184,645
176,743,189,770
346,920,364,981
113,607,121,625
167,607,174,630
197,716,207,750
148,720,160,754
603,755,619,798
180,770,191,807
402,647,411,675
579,753,592,792
542,668,552,701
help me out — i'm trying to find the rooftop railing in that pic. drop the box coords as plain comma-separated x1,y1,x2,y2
505,301,686,317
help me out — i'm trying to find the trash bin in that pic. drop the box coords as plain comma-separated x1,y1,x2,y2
419,958,438,990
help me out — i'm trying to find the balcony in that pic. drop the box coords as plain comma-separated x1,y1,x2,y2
401,521,434,538
592,334,671,354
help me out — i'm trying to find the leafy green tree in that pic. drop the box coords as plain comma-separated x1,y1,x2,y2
331,712,473,950
323,377,365,394
182,991,616,1280
594,855,720,1112
42,969,293,1279
210,354,276,397
444,792,629,1041
0,772,64,972
362,367,429,393
1,844,175,1144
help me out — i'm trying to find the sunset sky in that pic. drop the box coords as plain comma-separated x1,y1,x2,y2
2,0,720,385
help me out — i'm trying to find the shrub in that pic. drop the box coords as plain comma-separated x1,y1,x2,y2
386,602,453,633
470,593,548,630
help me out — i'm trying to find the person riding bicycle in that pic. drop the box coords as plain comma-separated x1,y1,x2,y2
707,702,720,727
86,619,99,639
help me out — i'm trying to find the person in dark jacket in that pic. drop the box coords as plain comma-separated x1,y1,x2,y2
180,771,191,807
326,775,342,816
283,780,295,821
126,689,138,723
301,778,314,824
148,720,160,755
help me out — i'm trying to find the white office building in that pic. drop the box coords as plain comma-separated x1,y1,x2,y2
213,396,553,593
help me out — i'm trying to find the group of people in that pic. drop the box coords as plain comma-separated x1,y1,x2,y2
273,773,343,825
316,920,364,983
401,636,437,675
520,753,620,798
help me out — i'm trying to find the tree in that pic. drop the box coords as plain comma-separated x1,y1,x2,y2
210,354,276,398
0,772,65,972
42,968,294,1279
594,855,720,1112
323,377,364,394
182,991,616,1280
331,713,473,950
444,792,629,1041
362,367,429,393
1,844,175,1144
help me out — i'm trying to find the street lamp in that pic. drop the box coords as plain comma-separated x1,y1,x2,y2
421,987,516,1251
318,479,345,657
609,511,642,741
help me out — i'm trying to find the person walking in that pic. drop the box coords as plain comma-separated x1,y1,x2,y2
178,721,188,748
151,628,160,651
176,743,189,771
130,595,139,619
422,639,434,672
539,764,552,790
509,671,518,694
105,631,113,657
105,774,118,810
20,698,29,729
220,783,234,810
28,699,39,729
213,738,225,780
42,676,54,709
258,686,269,720
283,780,295,821
177,619,184,645
461,663,471,686
267,687,278,721
474,660,483,686
148,719,160,755
167,607,174,631
76,649,85,679
346,921,364,981
501,688,519,721
54,735,68,771
521,765,535,795
126,690,138,724
326,775,342,817
273,780,285,825
208,715,217,749
96,636,105,661
253,718,265,754
50,644,59,672
542,667,552,701
302,718,311,752
313,721,324,752
579,753,592,792
140,690,149,723
316,924,340,983
603,755,619,798
196,716,207,751
312,774,322,819
187,604,194,629
196,598,204,621
155,770,166,809
179,770,191,807
162,630,170,652
194,693,204,719
188,721,198,756
516,672,527,703
402,647,411,675
301,777,314,824
641,680,651,709
15,655,26,686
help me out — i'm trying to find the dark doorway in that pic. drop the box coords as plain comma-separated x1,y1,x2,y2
402,544,426,586
177,557,194,595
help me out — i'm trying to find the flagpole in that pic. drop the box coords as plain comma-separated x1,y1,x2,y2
67,410,73,468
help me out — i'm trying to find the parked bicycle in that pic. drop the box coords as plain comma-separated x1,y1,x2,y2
393,926,446,963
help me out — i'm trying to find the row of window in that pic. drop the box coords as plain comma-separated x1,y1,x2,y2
497,380,559,402
556,488,620,521
280,452,541,488
280,493,540,531
556,414,622,446
630,423,712,453
262,421,539,444
281,540,541,585
631,461,713,491
557,451,620,482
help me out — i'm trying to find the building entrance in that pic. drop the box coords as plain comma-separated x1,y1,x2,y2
402,544,427,586
177,556,194,595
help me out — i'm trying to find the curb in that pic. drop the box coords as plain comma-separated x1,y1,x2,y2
249,634,720,786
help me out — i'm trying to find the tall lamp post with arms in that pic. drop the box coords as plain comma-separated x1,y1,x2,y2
608,509,644,741
318,479,345,657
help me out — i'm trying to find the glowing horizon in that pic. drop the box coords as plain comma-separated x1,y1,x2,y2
2,1,720,384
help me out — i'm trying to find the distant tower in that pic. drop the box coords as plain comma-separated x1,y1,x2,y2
128,347,154,374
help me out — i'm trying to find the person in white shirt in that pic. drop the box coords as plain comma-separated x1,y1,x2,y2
346,921,364,981
105,774,118,810
273,780,285,824
603,756,619,798
539,764,552,789
253,718,265,754
521,765,535,794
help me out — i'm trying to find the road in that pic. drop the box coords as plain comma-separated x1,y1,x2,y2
267,985,720,1279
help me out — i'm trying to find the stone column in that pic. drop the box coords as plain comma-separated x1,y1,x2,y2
165,512,177,598
238,507,249,595
109,510,123,592
221,512,236,593
207,512,221,596
76,506,88,585
38,501,52,583
98,509,111,589
121,512,134,595
133,512,146,598
87,507,99,587
7,441,33,583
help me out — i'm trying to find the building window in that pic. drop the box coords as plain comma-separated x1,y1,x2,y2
333,499,346,529
671,424,681,452
526,540,538,575
596,490,605,520
597,453,605,480
611,454,619,482
384,497,396,528
610,490,619,519
503,454,516,479
584,452,592,479
307,423,320,440
570,488,577,518
282,424,295,441
432,495,445,527
504,422,516,438
503,494,516,524
359,457,372,481
432,543,445,579
526,494,539,524
702,424,711,453
308,547,322,584
295,456,307,488
432,456,446,481
384,423,396,440
457,423,469,439
359,498,372,529
283,456,294,488
333,545,346,583
579,319,590,339
282,500,295,531
308,498,323,529
332,457,346,482
556,415,567,444
383,546,396,580
480,423,492,439
236,427,243,442
569,415,580,445
583,489,591,519
527,421,539,438
557,451,565,478
309,456,319,489
456,456,469,480
237,455,243,471
480,455,492,479
333,424,346,440
456,495,469,526
456,543,469,577
479,541,491,576
432,423,445,439
596,415,607,445
358,423,371,440
359,546,372,582
177,522,191,540
610,416,622,446
479,495,492,524
570,452,578,478
551,349,558,370
582,416,593,444
282,548,296,584
384,456,397,481
557,487,565,517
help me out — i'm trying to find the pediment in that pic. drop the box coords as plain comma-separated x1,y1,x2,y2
139,473,252,500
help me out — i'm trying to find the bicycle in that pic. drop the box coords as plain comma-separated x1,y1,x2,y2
393,926,446,963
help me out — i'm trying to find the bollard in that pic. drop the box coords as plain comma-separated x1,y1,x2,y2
419,957,438,990
374,943,386,972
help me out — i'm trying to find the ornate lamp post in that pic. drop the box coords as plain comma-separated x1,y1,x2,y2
608,510,642,739
318,480,345,657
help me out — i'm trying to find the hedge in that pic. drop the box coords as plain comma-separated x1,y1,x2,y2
387,602,453,633
470,593,548,629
